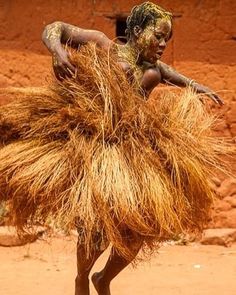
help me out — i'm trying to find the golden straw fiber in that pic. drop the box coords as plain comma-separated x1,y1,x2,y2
0,43,231,259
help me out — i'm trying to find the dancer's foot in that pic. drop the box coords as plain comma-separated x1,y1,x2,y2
92,272,111,295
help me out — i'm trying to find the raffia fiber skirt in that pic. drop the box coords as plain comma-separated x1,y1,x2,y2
0,43,228,259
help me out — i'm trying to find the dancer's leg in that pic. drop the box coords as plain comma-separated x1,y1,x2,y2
75,233,108,295
92,234,143,295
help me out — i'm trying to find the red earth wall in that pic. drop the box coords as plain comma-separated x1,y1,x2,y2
0,0,235,229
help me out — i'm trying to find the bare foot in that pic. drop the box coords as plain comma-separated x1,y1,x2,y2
91,272,111,295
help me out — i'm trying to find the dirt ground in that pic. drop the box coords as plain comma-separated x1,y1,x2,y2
0,237,236,295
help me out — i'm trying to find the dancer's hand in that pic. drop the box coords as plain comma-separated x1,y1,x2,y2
192,83,224,106
52,47,76,80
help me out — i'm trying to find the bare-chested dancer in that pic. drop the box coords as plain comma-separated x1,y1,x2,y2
42,2,223,295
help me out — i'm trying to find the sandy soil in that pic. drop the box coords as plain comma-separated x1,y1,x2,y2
0,237,236,295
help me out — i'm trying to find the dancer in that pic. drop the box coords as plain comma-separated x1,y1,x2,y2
0,2,227,295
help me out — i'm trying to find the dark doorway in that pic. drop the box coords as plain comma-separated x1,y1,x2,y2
116,18,127,43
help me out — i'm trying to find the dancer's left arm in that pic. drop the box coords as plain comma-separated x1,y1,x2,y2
157,61,224,105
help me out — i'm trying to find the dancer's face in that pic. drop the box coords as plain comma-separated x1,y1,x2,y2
134,18,172,64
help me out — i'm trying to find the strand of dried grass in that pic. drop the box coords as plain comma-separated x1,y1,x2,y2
0,43,232,259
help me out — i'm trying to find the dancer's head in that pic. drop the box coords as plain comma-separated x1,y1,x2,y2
126,2,173,63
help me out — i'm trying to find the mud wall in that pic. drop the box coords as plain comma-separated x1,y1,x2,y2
0,1,235,62
0,0,235,229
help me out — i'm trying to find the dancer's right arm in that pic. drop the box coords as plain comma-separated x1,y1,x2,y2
42,21,112,79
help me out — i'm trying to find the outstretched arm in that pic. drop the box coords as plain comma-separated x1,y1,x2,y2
42,21,112,79
157,61,224,105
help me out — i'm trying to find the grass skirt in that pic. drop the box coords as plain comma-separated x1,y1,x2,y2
0,44,229,259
